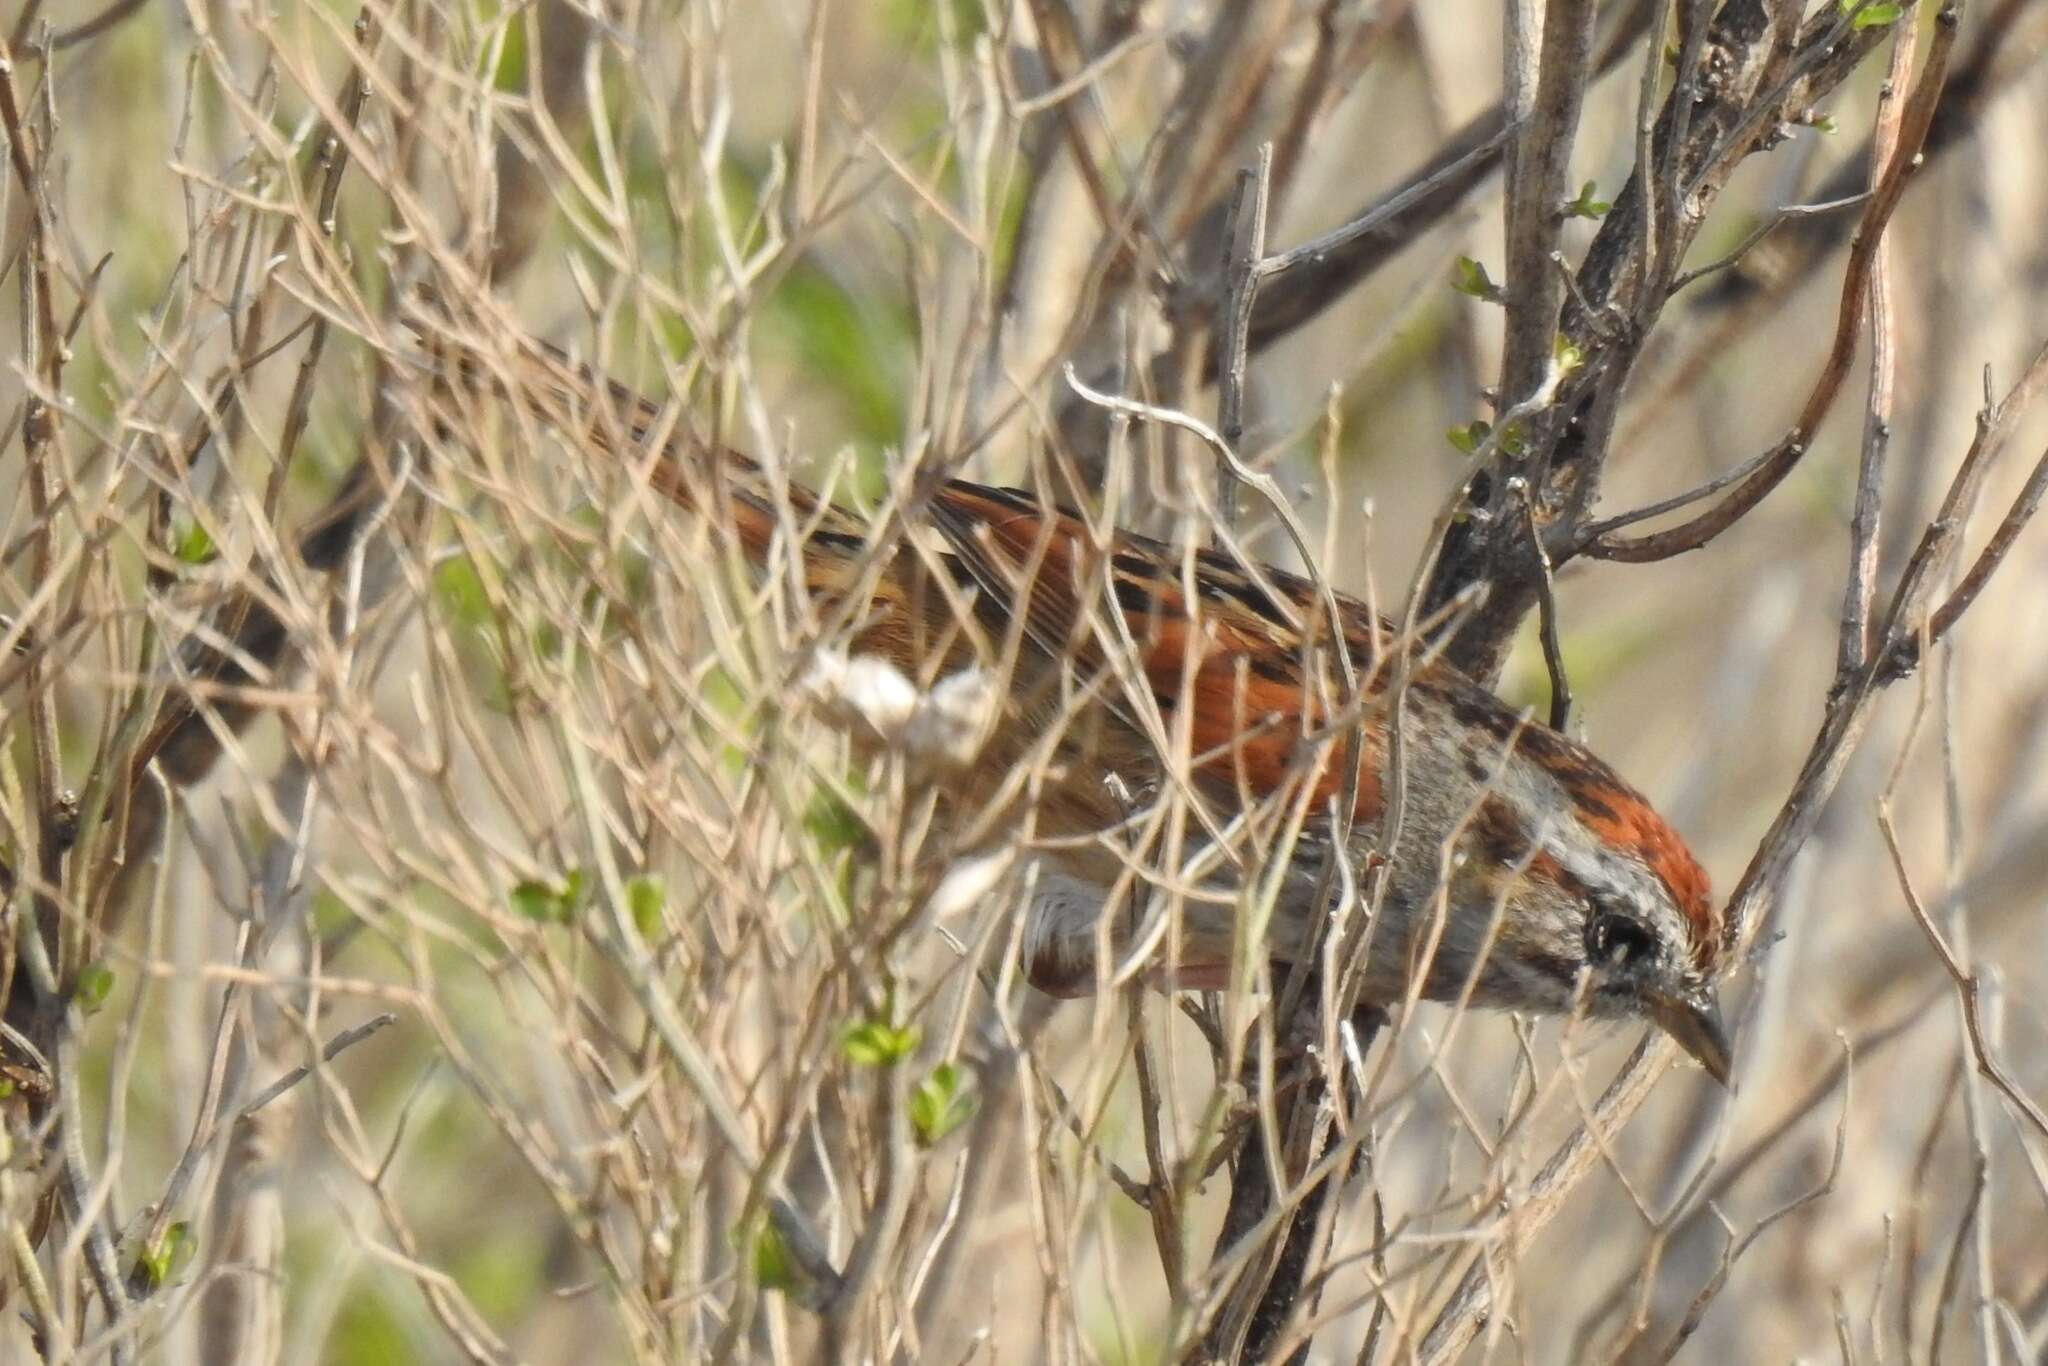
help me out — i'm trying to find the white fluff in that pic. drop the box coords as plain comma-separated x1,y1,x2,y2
803,651,920,732
800,650,997,766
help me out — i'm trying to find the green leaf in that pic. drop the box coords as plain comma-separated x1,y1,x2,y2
749,1218,799,1293
1450,256,1503,303
1563,180,1611,220
910,1062,979,1147
841,1016,920,1067
626,874,666,939
510,878,569,925
1446,420,1490,455
433,556,494,628
1553,333,1586,376
137,1222,196,1290
804,790,867,858
1842,0,1903,29
510,879,555,923
511,869,592,925
75,962,114,1014
171,518,217,566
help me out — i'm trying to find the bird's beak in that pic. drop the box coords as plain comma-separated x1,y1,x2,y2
1646,988,1733,1087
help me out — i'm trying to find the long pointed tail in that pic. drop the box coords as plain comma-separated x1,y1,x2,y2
410,313,851,556
403,302,978,677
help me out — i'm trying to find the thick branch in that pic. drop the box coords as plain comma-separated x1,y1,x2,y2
1498,0,1598,406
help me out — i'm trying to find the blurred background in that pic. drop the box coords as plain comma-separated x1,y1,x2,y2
2,0,2046,1361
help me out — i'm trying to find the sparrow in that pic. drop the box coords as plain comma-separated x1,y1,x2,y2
414,320,1732,1085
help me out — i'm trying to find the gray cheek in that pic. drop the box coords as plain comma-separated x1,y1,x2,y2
1290,860,1573,1011
1420,881,1592,1012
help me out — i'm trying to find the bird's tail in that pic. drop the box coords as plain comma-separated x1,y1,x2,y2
402,300,991,682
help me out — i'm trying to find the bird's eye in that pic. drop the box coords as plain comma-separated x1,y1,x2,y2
1586,908,1657,968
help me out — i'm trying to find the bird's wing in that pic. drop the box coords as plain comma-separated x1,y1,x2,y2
922,480,1387,821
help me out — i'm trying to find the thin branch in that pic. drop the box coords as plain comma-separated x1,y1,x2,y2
1017,0,1124,235
1891,435,2048,678
1838,17,1919,681
1586,4,1961,564
1253,122,1516,292
1513,478,1572,730
1874,339,2048,682
1877,806,2048,1146
1668,191,1871,293
1927,1158,1989,1366
1215,146,1273,527
1651,1038,1854,1362
1235,0,1654,368
239,1012,399,1117
44,0,149,52
1577,445,1780,540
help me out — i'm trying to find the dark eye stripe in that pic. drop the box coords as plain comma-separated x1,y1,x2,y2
1515,948,1582,987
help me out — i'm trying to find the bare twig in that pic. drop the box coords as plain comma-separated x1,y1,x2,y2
1895,434,2048,677
1215,146,1273,527
1513,477,1572,731
238,1012,398,1117
43,0,149,51
1252,120,1518,292
1650,1039,1854,1363
1587,5,1961,564
1926,1158,1989,1366
1838,17,1919,681
1875,339,2048,681
1878,808,2048,1145
1668,191,1872,293
1497,0,1597,408
1235,0,1654,367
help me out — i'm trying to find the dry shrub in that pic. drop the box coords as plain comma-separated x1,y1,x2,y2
0,2,2044,1362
